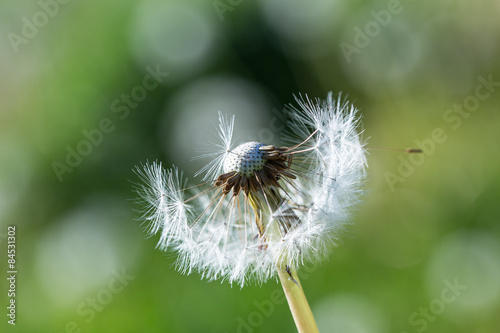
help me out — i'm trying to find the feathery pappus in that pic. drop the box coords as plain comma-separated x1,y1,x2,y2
134,92,367,286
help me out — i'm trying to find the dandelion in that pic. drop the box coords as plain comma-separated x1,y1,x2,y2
135,92,367,332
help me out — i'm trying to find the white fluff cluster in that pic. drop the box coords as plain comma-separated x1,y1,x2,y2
135,92,367,286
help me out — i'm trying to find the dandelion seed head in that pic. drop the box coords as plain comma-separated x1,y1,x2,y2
135,92,367,286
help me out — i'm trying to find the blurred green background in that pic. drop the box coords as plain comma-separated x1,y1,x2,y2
1,0,500,332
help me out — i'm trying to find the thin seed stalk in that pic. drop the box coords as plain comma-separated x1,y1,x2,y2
248,191,319,333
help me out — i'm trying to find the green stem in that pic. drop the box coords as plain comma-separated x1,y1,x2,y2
248,191,319,332
277,264,319,333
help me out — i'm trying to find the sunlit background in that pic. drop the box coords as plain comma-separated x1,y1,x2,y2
1,0,500,332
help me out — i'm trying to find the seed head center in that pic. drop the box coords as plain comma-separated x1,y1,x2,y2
223,141,266,177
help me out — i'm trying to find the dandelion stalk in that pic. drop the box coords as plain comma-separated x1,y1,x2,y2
248,190,318,332
277,264,319,333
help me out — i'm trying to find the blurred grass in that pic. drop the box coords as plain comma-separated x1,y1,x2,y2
1,0,500,332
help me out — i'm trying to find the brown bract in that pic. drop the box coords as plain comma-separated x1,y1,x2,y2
214,145,297,197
